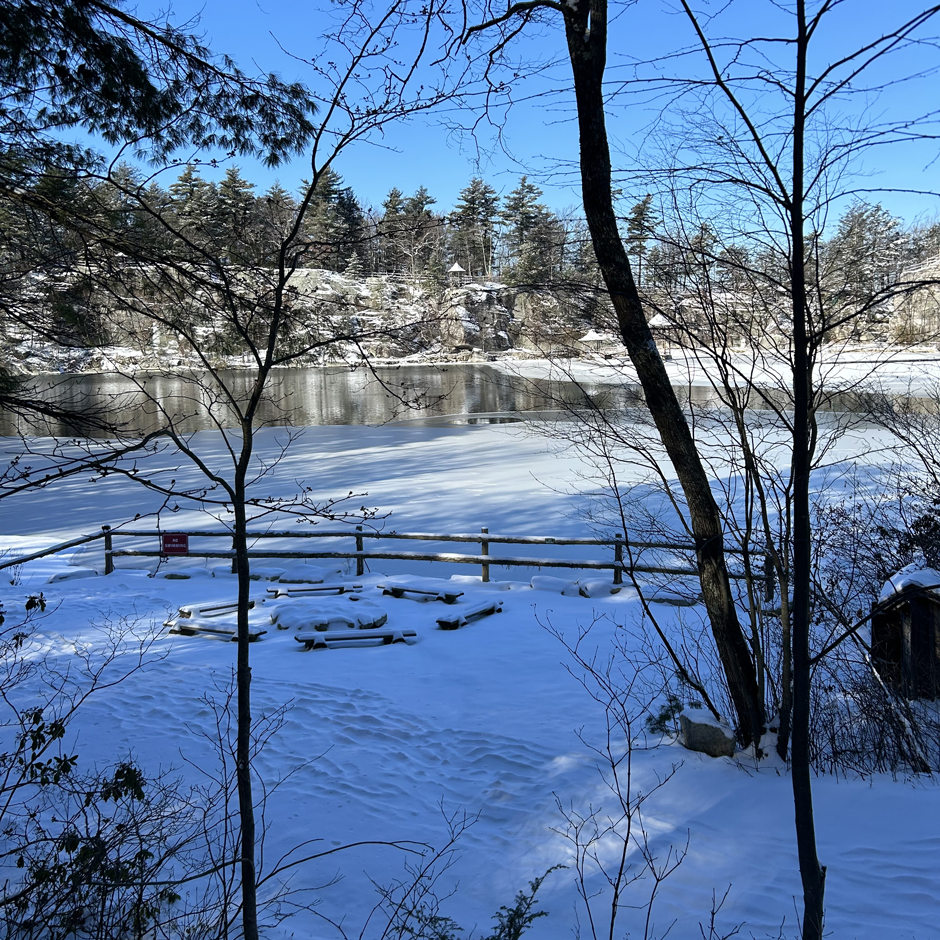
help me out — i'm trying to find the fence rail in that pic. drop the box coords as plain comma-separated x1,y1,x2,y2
0,525,773,594
0,530,107,570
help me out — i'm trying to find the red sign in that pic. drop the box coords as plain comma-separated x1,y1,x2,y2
162,533,189,555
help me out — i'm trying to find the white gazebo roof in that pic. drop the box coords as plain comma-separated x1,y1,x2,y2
448,262,466,273
579,329,615,344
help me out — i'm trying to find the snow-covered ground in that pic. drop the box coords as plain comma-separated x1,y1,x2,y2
0,422,937,939
493,344,940,397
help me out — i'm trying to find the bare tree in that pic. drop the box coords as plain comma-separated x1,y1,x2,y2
462,1,940,937
464,0,765,752
0,2,473,936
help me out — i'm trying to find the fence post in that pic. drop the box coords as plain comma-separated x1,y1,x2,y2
764,547,775,605
356,526,364,577
613,532,623,585
481,527,489,583
102,525,114,575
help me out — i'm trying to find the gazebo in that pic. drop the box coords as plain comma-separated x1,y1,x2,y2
647,313,676,358
578,329,616,354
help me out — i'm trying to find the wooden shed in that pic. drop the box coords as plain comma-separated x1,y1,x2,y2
871,581,940,699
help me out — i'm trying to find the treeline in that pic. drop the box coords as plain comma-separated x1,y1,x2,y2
629,197,940,298
7,156,940,338
617,196,940,342
10,163,598,286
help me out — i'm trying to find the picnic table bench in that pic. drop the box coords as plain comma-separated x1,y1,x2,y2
436,599,503,630
168,622,267,642
266,584,362,599
167,598,267,641
378,581,463,604
177,599,257,619
294,627,417,650
267,596,387,631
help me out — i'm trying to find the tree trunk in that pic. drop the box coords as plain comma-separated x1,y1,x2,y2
560,0,763,745
789,4,825,935
233,477,259,940
777,575,793,761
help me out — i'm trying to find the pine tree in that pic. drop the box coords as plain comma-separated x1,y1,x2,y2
94,163,145,237
334,187,366,272
625,195,656,287
379,187,406,273
255,182,297,258
824,202,903,305
401,186,442,277
214,167,257,260
500,176,546,256
301,169,366,272
0,0,316,167
450,177,500,278
499,176,563,285
168,165,220,249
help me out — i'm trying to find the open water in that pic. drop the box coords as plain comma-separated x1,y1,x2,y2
0,362,889,438
0,364,629,438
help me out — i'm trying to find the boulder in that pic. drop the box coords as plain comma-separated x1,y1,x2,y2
247,566,287,581
530,575,581,596
678,708,737,758
578,579,623,598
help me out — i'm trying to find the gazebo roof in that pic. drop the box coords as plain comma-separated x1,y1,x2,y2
579,329,615,343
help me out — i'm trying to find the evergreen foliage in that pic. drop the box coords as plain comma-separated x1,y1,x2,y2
499,176,566,284
301,168,367,271
0,0,317,166
625,195,656,286
450,177,499,278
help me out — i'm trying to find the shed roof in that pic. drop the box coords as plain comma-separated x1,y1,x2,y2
878,565,940,604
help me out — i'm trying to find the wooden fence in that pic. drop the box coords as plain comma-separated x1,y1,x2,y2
0,525,773,595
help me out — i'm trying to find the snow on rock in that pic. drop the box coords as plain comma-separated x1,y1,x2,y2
577,578,623,598
155,567,212,580
449,574,531,591
47,566,98,583
530,574,581,595
246,565,286,581
530,576,624,597
679,707,737,758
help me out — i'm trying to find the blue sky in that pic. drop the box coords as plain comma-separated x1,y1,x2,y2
141,0,585,211
139,0,940,226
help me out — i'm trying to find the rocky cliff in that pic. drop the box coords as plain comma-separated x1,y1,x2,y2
5,269,605,375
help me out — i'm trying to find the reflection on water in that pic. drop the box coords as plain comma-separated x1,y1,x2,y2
0,363,897,439
0,365,640,439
